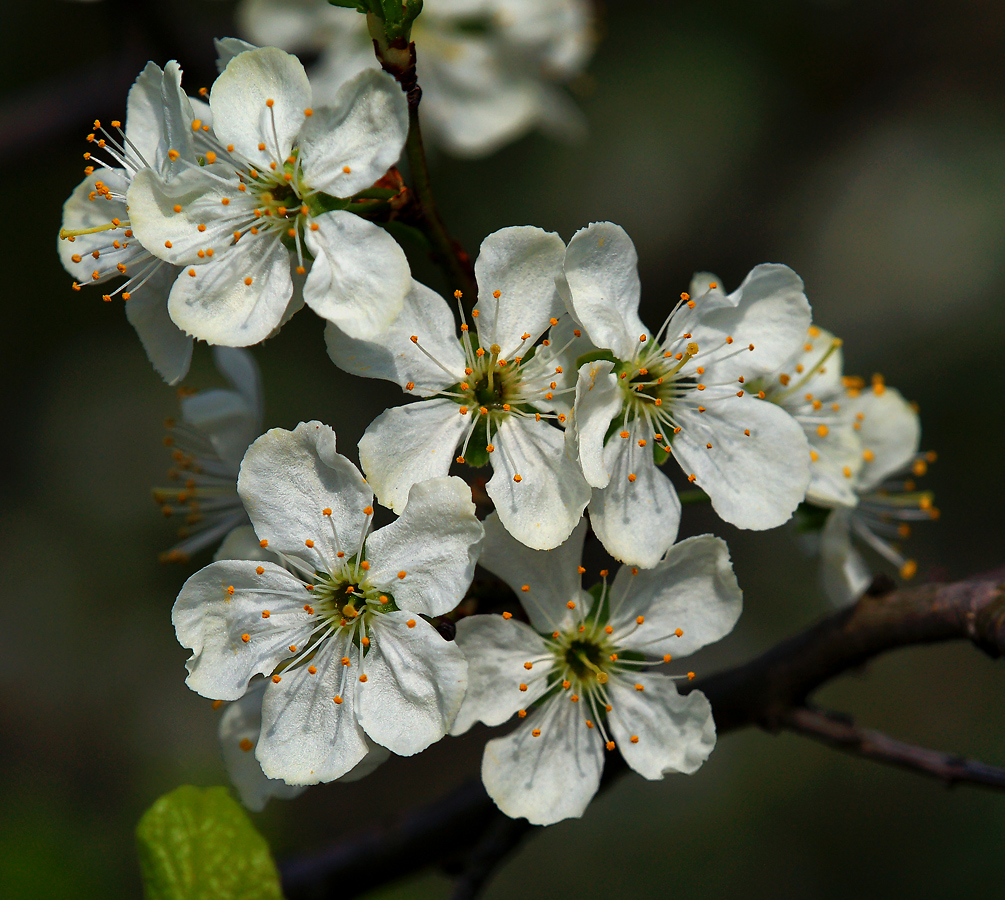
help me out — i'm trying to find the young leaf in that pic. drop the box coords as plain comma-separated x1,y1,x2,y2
136,785,283,900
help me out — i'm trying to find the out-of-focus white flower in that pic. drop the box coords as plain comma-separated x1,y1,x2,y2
817,377,938,604
563,223,812,568
236,0,595,157
326,226,590,551
128,46,411,347
57,62,198,384
452,514,741,825
173,422,482,784
156,347,263,563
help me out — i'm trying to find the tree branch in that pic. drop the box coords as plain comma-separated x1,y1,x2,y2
369,29,478,300
780,707,1005,790
690,575,1005,734
280,573,1005,900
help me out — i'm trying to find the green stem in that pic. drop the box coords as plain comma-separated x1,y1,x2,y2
678,489,711,506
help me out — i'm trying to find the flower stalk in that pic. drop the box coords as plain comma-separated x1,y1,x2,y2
364,9,478,300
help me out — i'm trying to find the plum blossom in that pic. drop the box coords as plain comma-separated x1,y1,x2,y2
235,0,595,157
156,348,263,563
564,223,812,568
326,226,590,551
452,515,741,825
127,46,411,347
691,277,862,509
173,422,482,784
57,61,198,384
816,377,938,605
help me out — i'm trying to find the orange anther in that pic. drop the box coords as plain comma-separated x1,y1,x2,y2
241,633,250,643
272,674,281,683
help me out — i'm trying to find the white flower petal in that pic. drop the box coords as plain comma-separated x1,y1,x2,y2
180,350,262,467
122,264,193,385
571,359,623,488
167,238,294,347
237,0,350,51
607,675,716,779
180,387,257,468
588,423,681,568
692,264,812,383
337,742,392,783
850,385,920,492
472,226,566,357
563,222,646,359
302,210,410,340
59,171,143,284
820,508,872,606
126,60,195,176
451,615,552,735
213,346,264,416
210,47,312,168
607,535,742,658
324,279,464,391
365,476,483,616
219,683,306,811
478,512,588,634
358,399,468,513
415,38,541,158
672,395,810,530
481,694,604,825
299,69,408,196
238,422,372,561
214,37,258,74
356,611,468,755
172,560,313,700
126,167,243,266
805,418,863,509
258,637,370,784
213,525,273,563
486,416,590,551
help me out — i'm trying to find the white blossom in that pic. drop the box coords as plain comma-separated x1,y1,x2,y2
127,46,411,347
156,347,263,563
173,422,482,784
326,226,590,551
452,514,741,825
564,223,812,568
57,61,198,384
691,276,863,509
235,0,595,157
817,378,937,604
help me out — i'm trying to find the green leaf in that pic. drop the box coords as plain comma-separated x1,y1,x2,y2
574,348,619,370
382,221,431,252
136,785,283,900
328,0,369,9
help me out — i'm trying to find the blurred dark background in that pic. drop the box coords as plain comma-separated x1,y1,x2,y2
2,0,1004,897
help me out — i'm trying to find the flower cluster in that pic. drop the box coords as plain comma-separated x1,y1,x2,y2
59,46,411,375
60,24,937,828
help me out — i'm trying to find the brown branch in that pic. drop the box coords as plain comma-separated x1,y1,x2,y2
780,707,1005,790
690,575,1005,733
280,573,1005,900
369,27,478,300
